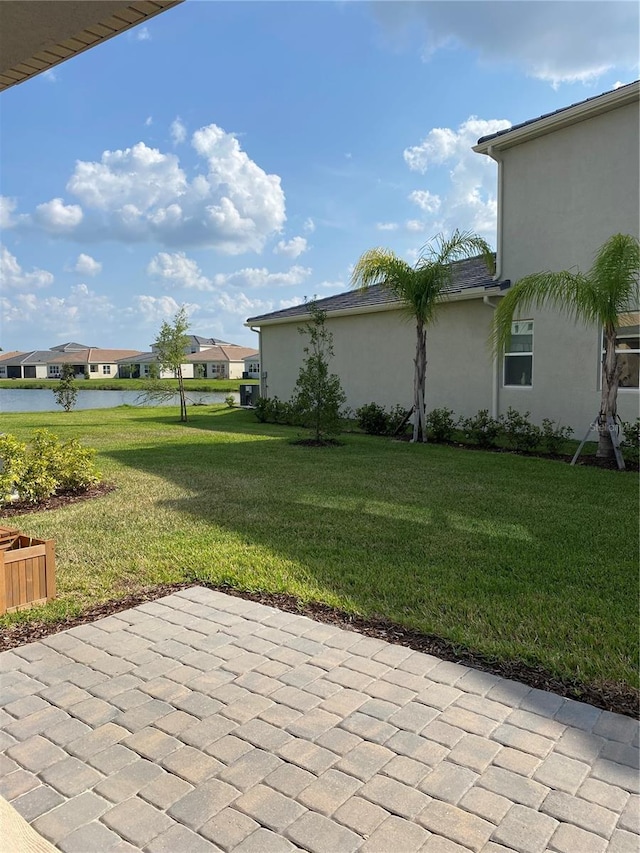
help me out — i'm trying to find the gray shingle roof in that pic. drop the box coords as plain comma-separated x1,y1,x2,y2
247,255,506,324
477,80,639,146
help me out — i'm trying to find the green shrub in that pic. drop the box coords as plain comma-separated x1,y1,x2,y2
0,429,100,505
224,394,235,409
460,409,502,448
387,404,412,436
500,408,542,453
254,396,301,426
356,403,390,436
620,418,640,465
426,407,457,443
540,418,574,455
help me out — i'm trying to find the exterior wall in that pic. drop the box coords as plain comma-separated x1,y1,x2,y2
228,361,244,380
260,300,495,419
498,99,640,428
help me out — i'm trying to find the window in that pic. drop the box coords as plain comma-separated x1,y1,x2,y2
247,361,259,374
504,320,533,387
0,367,5,375
48,365,61,377
612,311,639,389
90,364,98,373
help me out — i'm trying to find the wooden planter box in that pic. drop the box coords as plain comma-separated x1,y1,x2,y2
0,527,56,614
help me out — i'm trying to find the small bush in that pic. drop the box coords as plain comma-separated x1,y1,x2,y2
387,404,412,436
224,394,235,409
426,407,457,443
460,409,502,448
540,418,574,455
0,429,100,505
620,418,640,465
356,403,390,436
254,396,301,426
500,408,542,453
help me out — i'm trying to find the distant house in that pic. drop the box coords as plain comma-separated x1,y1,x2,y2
116,335,259,380
0,345,142,380
246,81,639,431
186,346,260,380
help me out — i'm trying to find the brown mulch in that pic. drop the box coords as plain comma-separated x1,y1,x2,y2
1,581,637,719
0,483,116,518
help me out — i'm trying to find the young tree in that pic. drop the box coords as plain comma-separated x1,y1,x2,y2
292,303,346,443
351,230,494,442
153,306,191,422
53,364,78,412
491,233,639,459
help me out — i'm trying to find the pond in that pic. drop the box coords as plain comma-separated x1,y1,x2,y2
0,389,238,413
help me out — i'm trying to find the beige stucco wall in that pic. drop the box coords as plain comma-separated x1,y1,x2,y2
497,98,639,428
260,299,496,419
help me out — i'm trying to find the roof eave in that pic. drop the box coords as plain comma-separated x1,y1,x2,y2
473,81,640,155
246,283,505,328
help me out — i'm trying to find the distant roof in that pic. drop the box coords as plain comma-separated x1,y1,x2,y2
185,345,259,363
0,348,141,365
0,350,27,363
50,341,94,352
475,80,639,151
190,335,235,346
247,255,506,325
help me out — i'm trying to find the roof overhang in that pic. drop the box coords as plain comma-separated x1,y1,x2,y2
0,0,183,93
246,284,507,328
474,81,640,156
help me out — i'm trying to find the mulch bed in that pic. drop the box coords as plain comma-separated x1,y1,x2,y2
0,483,116,518
1,580,637,719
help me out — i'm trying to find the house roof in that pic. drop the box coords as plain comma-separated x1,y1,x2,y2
0,348,141,365
190,335,235,347
50,341,94,352
185,346,259,363
474,80,640,153
247,255,507,326
0,0,183,93
114,351,158,364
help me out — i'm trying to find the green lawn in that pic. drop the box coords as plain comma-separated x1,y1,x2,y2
1,406,637,692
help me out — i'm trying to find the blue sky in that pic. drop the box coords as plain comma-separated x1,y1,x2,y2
1,1,638,353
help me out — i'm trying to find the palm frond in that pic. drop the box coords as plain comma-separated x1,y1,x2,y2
590,233,640,326
491,270,591,355
421,229,495,276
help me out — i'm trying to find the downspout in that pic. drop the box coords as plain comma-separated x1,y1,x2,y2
250,326,263,396
483,296,500,419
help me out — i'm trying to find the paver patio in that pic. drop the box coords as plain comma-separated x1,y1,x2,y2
0,587,638,852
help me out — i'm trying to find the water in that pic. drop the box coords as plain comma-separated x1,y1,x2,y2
0,388,239,414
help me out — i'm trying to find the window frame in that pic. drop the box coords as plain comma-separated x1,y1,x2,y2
602,311,640,391
503,319,534,388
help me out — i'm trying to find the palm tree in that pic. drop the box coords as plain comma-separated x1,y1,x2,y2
491,233,639,459
351,230,494,442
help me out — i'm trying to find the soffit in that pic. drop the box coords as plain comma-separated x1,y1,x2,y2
0,0,183,93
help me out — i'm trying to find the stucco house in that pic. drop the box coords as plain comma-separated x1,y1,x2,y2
0,344,142,379
115,336,259,380
246,81,639,432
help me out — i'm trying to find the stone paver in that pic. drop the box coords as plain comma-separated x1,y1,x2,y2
0,587,637,852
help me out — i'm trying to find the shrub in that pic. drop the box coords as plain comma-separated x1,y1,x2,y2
356,403,390,436
387,404,412,436
620,418,640,465
52,363,78,412
540,418,574,455
224,394,235,409
254,396,301,426
500,408,542,453
460,409,502,448
0,429,100,505
426,407,457,443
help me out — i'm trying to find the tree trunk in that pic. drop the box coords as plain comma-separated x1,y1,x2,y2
597,327,619,458
177,367,188,422
412,320,427,443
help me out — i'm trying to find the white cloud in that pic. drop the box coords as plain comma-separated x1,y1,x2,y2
372,2,639,88
213,265,312,289
273,236,308,258
39,127,287,253
376,222,399,232
135,26,151,42
132,295,196,324
405,220,426,233
72,253,102,276
33,198,83,233
278,296,305,309
43,69,58,83
0,246,54,291
404,117,511,242
0,197,17,229
171,117,187,146
303,217,316,233
147,251,212,291
1,283,112,339
408,190,441,213
145,116,153,127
